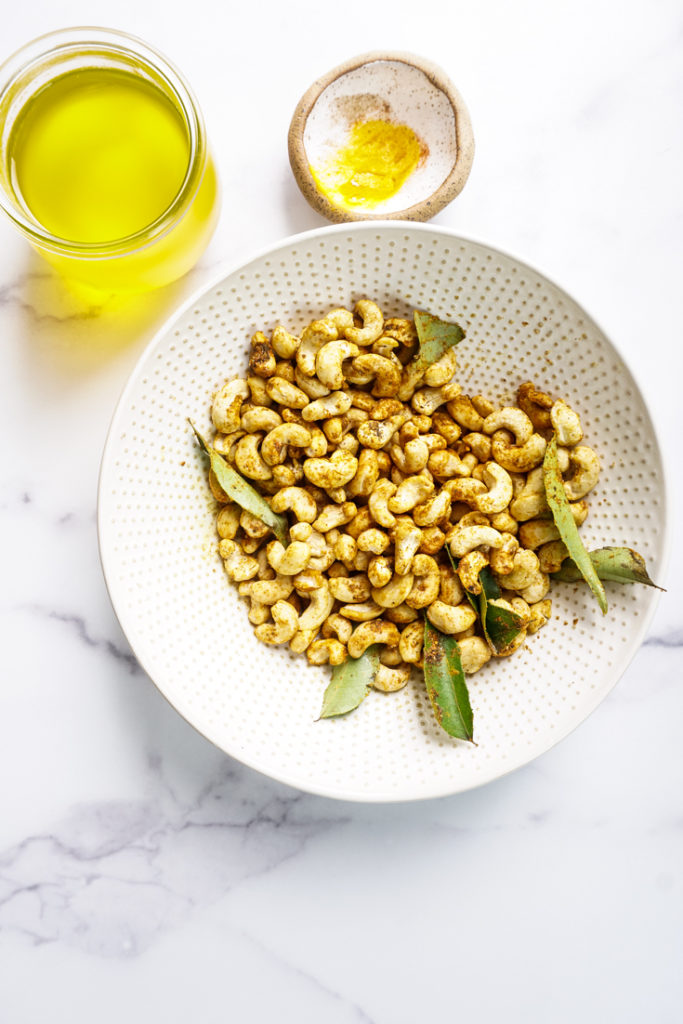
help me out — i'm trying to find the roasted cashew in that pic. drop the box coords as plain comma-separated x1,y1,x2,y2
456,550,490,593
428,449,478,480
413,489,451,528
367,556,393,588
270,486,317,523
345,353,402,397
527,599,552,634
294,364,330,399
347,619,400,658
431,411,462,446
488,532,519,575
519,572,550,605
302,390,353,421
491,430,547,473
368,478,398,528
447,395,485,432
234,434,272,481
442,477,487,506
290,522,313,543
241,407,282,434
372,664,411,692
439,563,465,605
328,575,372,603
371,571,415,608
344,299,384,346
563,446,600,500
550,400,583,446
388,475,435,514
392,520,423,574
296,319,338,377
261,423,312,466
307,638,348,666
303,450,358,489
459,637,492,675
537,540,569,573
499,548,540,589
271,325,300,359
339,601,384,622
399,620,424,663
420,527,447,555
517,382,553,431
333,533,357,567
212,378,250,434
356,527,391,555
386,603,419,624
298,581,335,631
462,431,492,462
266,540,311,576
448,524,505,557
472,462,514,515
239,509,270,539
254,600,299,644
216,505,240,540
427,601,478,635
346,448,380,499
265,376,309,409
244,574,294,605
356,412,408,450
315,340,359,390
249,331,276,378
312,501,357,533
405,554,440,609
483,407,533,445
411,381,461,416
517,519,560,549
423,348,459,388
247,374,273,408
219,539,260,581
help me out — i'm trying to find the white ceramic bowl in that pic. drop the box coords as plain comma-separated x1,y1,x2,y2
98,222,669,801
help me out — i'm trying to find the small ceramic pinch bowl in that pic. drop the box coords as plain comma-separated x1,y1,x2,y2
288,50,475,223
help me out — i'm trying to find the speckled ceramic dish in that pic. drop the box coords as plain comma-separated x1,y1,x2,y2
98,222,669,803
288,52,475,223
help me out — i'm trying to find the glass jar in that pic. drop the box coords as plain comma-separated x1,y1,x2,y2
0,27,220,292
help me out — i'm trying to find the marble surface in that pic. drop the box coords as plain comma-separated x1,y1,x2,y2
0,0,681,1020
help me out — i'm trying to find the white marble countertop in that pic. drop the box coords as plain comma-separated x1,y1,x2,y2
1,1,681,1020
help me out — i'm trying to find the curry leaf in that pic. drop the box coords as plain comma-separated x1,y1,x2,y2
319,645,381,719
423,619,474,742
189,420,289,545
543,434,608,614
551,546,663,589
400,312,465,394
478,566,525,655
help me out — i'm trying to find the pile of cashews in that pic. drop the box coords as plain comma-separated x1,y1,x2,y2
208,301,601,694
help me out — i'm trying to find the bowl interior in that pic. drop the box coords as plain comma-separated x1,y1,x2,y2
303,59,458,216
98,223,668,801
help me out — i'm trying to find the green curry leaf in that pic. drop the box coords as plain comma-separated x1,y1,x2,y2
423,619,474,742
190,420,289,545
551,546,663,589
319,645,381,719
543,434,608,614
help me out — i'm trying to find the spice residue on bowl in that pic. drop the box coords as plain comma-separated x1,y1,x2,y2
309,118,426,211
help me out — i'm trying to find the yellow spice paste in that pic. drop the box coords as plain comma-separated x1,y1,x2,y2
311,119,422,211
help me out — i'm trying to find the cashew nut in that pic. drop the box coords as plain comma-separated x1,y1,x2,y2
448,524,505,557
253,600,299,644
550,400,583,446
483,407,533,444
347,619,400,658
344,299,384,346
302,391,353,421
234,434,272,481
212,378,250,434
427,601,478,635
472,462,514,515
307,638,347,666
303,450,359,489
405,554,441,609
249,331,276,378
219,539,260,581
271,324,300,359
265,376,310,409
491,430,547,473
328,574,372,603
315,340,359,390
270,486,317,523
266,540,311,576
459,636,492,675
261,423,312,465
298,581,335,631
345,353,402,397
399,620,424,663
388,475,435,514
372,663,411,692
563,446,600,500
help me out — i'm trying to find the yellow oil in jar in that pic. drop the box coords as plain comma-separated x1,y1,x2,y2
8,67,219,291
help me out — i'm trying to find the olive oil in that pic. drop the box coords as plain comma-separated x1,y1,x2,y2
7,65,219,291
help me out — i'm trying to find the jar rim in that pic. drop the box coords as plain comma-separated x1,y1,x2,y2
0,26,208,257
